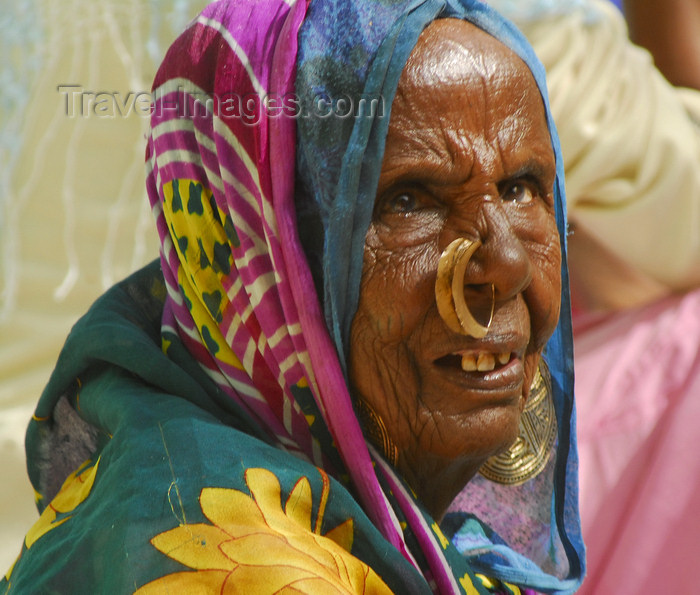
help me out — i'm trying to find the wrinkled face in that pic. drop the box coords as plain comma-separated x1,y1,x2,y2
349,19,561,492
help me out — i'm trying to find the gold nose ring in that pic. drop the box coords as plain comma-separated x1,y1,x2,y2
435,238,495,338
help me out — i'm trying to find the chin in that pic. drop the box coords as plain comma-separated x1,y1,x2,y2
411,400,523,465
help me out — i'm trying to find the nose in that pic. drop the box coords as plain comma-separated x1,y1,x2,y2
449,200,533,305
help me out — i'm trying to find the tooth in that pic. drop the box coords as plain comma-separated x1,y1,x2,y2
498,352,510,365
461,354,477,372
477,353,495,372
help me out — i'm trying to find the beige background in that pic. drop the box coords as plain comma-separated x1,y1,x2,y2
0,0,208,573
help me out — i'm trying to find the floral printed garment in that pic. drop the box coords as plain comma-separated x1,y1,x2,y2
4,265,520,593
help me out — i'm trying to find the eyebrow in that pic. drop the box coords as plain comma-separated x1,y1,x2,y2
379,151,554,192
378,147,475,188
502,155,556,184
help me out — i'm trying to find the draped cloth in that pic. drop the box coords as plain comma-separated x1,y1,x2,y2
3,0,584,593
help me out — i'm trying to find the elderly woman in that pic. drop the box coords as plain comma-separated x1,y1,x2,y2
2,0,584,593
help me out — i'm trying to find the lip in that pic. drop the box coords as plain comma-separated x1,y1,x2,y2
434,355,524,393
429,334,528,401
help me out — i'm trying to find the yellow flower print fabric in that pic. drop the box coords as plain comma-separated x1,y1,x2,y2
4,459,99,583
24,458,99,550
137,468,391,594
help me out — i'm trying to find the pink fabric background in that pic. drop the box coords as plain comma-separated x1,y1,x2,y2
574,288,700,593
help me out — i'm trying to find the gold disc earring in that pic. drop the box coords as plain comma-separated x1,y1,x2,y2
479,361,557,485
355,399,399,467
435,238,494,338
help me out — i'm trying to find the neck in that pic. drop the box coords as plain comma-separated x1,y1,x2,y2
396,453,486,522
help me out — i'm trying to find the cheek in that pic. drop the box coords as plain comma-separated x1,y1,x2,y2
358,233,437,340
349,295,424,441
525,232,562,351
348,233,437,434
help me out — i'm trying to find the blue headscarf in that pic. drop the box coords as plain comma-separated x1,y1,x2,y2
295,0,584,592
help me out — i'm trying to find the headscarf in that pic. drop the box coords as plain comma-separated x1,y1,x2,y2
146,0,584,592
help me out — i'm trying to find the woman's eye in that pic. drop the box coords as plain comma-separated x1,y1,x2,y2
502,182,535,204
386,193,418,214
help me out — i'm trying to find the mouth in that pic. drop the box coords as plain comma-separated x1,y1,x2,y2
434,350,514,373
431,342,528,400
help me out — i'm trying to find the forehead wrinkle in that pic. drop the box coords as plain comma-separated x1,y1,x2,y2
388,95,474,181
396,119,480,187
439,127,479,183
437,73,504,184
466,70,548,180
494,84,555,176
428,56,505,163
